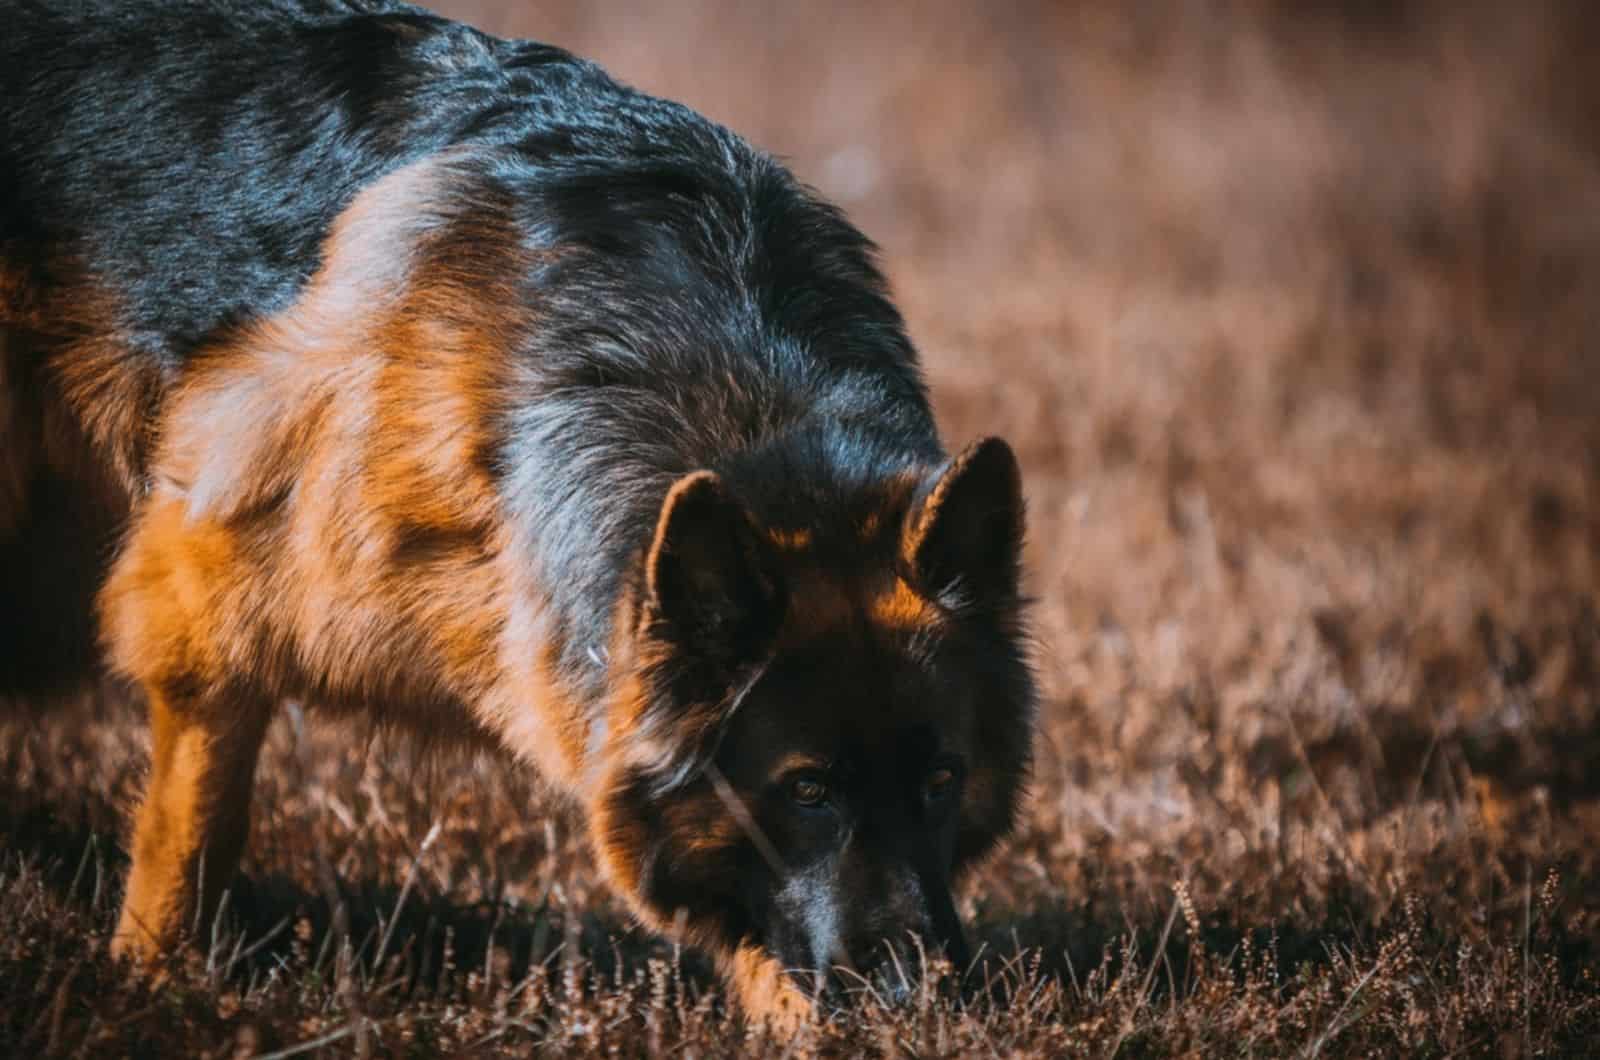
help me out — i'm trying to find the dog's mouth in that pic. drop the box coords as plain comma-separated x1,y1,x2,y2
772,935,967,1012
765,868,971,1010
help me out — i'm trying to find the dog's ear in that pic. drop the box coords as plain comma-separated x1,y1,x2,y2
902,437,1025,609
645,471,784,665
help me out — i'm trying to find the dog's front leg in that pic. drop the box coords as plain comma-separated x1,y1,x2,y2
113,687,271,962
728,943,822,1032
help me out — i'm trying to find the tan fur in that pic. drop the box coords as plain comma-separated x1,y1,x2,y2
868,575,945,634
114,685,271,955
767,526,814,551
2,258,150,541
102,153,589,959
727,944,818,1033
1,258,158,497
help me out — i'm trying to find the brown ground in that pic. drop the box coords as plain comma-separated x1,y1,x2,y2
4,1,1600,1055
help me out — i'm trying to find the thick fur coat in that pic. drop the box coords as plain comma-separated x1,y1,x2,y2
0,0,1034,1021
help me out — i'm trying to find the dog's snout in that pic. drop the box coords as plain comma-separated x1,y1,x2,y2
830,935,936,1007
846,936,905,980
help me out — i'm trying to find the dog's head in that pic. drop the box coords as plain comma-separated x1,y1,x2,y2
593,437,1034,1015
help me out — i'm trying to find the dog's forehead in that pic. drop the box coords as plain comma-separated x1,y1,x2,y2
732,631,977,767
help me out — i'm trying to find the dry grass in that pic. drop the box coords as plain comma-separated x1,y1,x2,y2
5,1,1600,1055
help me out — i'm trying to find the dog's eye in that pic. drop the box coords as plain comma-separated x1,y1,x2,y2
925,766,958,802
789,775,827,807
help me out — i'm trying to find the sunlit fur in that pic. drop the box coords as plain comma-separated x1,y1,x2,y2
1,0,1034,1022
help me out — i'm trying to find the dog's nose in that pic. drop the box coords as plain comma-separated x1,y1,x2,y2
872,972,915,1006
841,938,918,1001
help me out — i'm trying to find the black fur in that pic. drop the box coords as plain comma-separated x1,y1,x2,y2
1,0,942,696
2,2,1035,1000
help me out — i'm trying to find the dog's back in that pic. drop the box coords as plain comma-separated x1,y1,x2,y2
0,0,937,703
3,0,479,696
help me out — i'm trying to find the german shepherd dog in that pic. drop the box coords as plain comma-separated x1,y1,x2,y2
1,0,1034,1022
